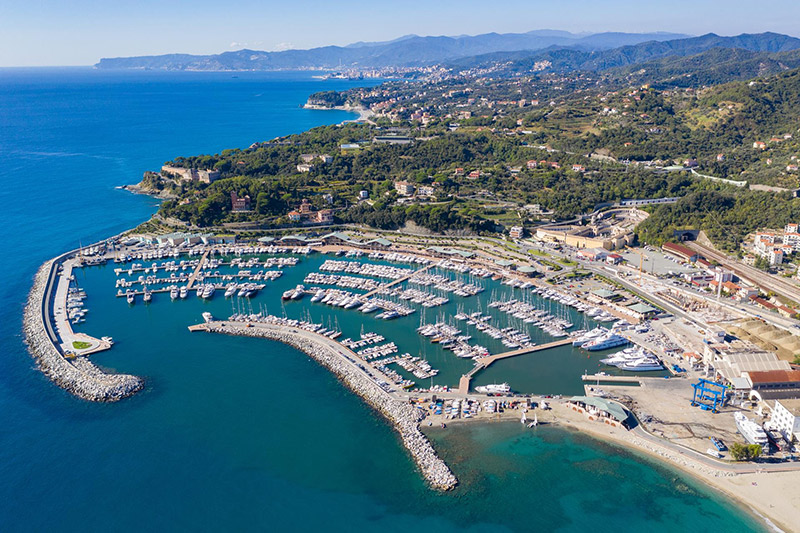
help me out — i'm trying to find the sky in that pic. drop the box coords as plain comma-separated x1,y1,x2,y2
0,0,798,66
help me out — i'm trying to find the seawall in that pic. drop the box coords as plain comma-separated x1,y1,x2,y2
23,259,144,402
200,321,458,491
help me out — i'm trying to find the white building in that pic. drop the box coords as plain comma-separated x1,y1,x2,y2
770,400,800,441
394,181,415,196
768,248,784,265
509,226,523,239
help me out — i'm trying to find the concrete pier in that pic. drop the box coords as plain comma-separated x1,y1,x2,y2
475,338,574,366
458,338,574,393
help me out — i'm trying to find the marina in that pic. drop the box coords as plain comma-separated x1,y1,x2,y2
8,65,793,533
44,238,678,399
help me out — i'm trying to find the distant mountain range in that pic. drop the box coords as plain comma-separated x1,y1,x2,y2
94,30,690,70
450,32,800,72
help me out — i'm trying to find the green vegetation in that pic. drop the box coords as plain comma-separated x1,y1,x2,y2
72,341,92,350
729,442,763,461
149,66,800,249
307,90,348,107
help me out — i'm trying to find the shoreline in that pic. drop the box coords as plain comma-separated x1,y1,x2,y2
22,236,800,527
196,320,458,491
117,183,176,200
303,102,374,123
549,404,797,533
23,257,144,402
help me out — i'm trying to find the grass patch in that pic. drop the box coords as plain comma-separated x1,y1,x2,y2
563,270,590,279
72,341,92,350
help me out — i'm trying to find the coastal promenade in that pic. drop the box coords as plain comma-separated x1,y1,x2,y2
191,320,458,491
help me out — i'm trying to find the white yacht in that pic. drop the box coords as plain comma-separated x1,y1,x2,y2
170,287,179,300
572,327,607,346
582,333,628,351
224,284,238,298
126,290,135,304
310,289,326,303
143,289,152,303
179,286,188,299
734,412,769,446
617,358,663,371
202,311,214,323
475,383,511,395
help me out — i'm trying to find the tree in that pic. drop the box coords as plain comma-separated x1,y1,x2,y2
729,442,763,461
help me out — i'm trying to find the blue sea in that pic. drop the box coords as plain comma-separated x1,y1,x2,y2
0,68,767,532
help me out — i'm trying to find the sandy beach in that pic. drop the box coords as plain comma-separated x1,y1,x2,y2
505,403,800,533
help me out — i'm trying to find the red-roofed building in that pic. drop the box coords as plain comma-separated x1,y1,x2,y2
696,258,713,270
662,242,699,262
744,370,800,396
752,297,778,310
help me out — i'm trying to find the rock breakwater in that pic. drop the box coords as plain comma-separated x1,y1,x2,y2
23,261,143,401
201,321,459,491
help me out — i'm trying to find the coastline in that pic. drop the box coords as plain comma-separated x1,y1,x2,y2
426,405,796,532
303,102,374,123
548,404,798,533
21,234,799,527
23,258,144,402
118,183,176,200
196,320,458,490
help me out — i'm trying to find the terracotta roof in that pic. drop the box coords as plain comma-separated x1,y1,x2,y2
662,242,697,258
747,370,800,384
752,297,777,309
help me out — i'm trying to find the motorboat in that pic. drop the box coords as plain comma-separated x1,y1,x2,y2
475,383,511,395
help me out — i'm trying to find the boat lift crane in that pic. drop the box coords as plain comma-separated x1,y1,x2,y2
691,378,726,413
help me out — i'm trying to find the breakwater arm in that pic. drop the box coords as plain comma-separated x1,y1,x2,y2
23,260,143,401
195,321,458,491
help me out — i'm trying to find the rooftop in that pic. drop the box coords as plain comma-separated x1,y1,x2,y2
569,396,629,422
592,288,617,299
746,369,800,384
427,246,474,259
662,241,697,258
628,302,657,314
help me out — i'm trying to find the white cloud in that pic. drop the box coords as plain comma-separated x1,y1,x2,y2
272,42,294,51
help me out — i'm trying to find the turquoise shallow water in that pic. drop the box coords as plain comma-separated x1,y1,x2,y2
0,68,767,531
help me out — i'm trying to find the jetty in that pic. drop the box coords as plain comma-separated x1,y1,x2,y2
24,255,142,402
475,338,574,366
186,250,210,290
362,263,433,298
582,373,643,383
457,338,573,393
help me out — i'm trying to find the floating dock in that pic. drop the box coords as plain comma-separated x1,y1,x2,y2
361,264,433,298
